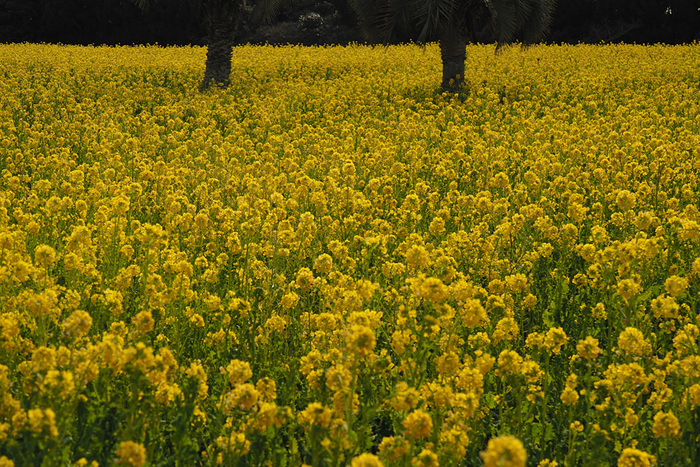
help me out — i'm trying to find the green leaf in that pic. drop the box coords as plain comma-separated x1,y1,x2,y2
542,304,554,327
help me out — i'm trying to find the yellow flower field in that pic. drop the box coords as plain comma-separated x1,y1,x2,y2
0,42,699,466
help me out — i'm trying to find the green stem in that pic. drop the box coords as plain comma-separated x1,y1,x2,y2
540,353,551,457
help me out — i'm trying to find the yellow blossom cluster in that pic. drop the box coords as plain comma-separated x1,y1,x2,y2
0,42,699,465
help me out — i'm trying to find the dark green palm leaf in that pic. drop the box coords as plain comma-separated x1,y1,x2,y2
378,0,416,42
251,0,295,24
519,0,556,44
131,0,153,10
487,0,554,47
413,0,457,41
486,0,524,45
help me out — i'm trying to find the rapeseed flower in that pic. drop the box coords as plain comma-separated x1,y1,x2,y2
480,435,526,467
617,327,651,357
617,278,642,301
299,402,333,429
617,448,656,467
496,350,523,377
226,360,253,386
651,411,680,438
346,325,376,357
650,295,679,319
62,310,93,339
115,441,146,467
351,453,384,467
560,374,579,405
2,42,700,466
412,449,439,467
544,327,568,355
664,275,688,296
577,336,602,361
402,409,433,439
378,436,411,462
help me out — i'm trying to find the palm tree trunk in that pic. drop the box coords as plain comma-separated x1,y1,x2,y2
200,0,237,91
439,21,467,93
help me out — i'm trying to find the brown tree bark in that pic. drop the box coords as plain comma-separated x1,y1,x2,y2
439,21,467,93
200,0,237,91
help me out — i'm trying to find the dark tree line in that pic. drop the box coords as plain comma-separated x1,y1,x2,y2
0,0,698,46
550,0,700,44
0,0,203,45
0,0,358,46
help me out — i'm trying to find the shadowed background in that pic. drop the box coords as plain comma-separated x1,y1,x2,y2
0,0,698,46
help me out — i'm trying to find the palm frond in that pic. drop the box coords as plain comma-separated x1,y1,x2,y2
350,0,414,43
370,0,412,43
131,0,154,11
485,0,554,47
348,0,381,41
350,0,553,47
485,0,523,45
251,0,292,24
413,0,458,42
520,0,556,44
